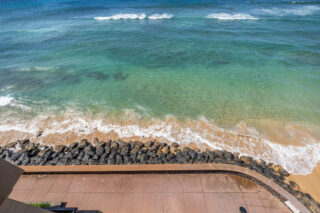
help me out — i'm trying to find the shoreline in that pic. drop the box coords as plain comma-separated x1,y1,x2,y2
1,138,320,212
1,115,319,176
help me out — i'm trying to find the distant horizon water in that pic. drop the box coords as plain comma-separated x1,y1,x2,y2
0,0,320,174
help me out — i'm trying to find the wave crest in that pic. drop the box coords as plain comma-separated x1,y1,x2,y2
206,13,259,20
17,66,55,72
148,13,173,19
94,13,147,20
0,96,14,107
259,5,320,16
94,13,173,21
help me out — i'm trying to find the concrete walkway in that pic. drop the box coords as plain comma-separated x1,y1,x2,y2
9,173,291,213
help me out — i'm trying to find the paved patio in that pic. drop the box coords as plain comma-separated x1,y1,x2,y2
9,173,291,213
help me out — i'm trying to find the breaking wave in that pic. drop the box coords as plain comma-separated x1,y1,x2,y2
94,13,173,20
0,96,14,107
206,13,259,20
148,13,173,19
258,5,320,16
94,13,147,20
16,66,56,72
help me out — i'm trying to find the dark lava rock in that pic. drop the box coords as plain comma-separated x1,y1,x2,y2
183,147,191,154
160,154,168,163
69,142,78,149
116,154,123,164
30,148,40,157
107,158,115,165
105,146,111,154
95,145,105,156
171,142,179,148
25,143,36,152
110,141,119,150
140,153,147,163
176,152,186,164
36,130,43,138
194,152,206,163
144,141,153,147
206,150,215,162
123,155,132,164
189,149,197,162
93,137,99,144
130,146,140,154
84,145,94,153
11,150,25,161
133,141,144,148
4,141,18,149
54,145,65,153
150,143,159,152
21,157,30,166
18,139,30,148
240,156,254,166
160,146,169,155
82,154,90,162
289,181,300,191
166,153,175,161
77,151,85,160
38,147,50,157
99,153,108,164
275,165,290,177
93,154,99,160
120,146,130,155
213,150,223,158
223,151,233,161
88,159,98,165
79,139,89,149
147,150,156,158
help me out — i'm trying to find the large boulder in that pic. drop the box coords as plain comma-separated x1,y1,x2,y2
95,144,105,156
79,139,89,149
38,146,51,157
4,141,18,149
54,145,65,153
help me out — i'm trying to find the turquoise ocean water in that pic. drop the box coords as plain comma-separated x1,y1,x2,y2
0,0,320,173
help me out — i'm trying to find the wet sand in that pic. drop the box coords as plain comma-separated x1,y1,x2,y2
290,162,320,203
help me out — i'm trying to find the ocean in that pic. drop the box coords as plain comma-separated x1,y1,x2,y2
0,0,320,174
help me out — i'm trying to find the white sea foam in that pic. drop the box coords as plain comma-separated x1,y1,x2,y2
259,5,320,16
0,96,14,107
17,66,55,72
206,13,259,20
148,13,174,19
0,113,319,175
94,13,147,20
0,86,14,92
94,13,173,21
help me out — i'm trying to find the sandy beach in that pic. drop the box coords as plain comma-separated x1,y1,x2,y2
290,162,320,203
